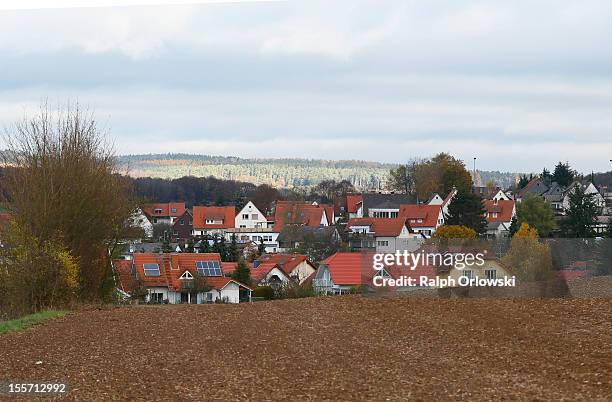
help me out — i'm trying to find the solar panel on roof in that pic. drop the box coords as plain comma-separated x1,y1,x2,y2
196,260,222,276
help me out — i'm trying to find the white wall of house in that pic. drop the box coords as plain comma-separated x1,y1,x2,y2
369,208,399,218
349,204,364,219
428,194,444,205
225,230,279,253
562,183,605,210
288,260,316,283
442,260,512,287
235,201,269,229
492,190,511,201
151,216,173,226
192,228,227,237
258,267,290,286
146,286,170,303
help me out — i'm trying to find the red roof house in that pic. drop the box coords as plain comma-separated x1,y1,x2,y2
192,206,236,234
273,201,333,231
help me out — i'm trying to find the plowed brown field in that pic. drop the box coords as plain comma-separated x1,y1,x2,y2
1,297,611,401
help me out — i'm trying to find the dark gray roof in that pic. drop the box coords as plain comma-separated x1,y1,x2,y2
277,226,339,243
362,193,416,210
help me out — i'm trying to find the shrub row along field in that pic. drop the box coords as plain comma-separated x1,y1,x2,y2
0,297,610,401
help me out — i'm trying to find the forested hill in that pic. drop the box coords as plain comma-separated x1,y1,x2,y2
117,153,521,190
118,154,393,190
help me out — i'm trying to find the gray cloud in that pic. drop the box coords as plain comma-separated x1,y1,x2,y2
1,0,612,172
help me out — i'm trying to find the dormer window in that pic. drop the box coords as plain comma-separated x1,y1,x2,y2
171,208,177,213
143,263,160,276
154,209,162,215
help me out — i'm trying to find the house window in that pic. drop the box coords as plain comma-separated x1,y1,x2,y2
173,230,178,235
485,269,497,280
240,225,246,228
390,212,398,218
206,292,213,302
242,214,249,219
171,208,177,213
150,292,163,303
377,240,389,247
143,263,160,276
154,208,162,214
180,219,184,225
252,214,259,220
153,218,158,224
463,270,474,280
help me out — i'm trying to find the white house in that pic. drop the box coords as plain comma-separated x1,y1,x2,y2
562,182,605,211
235,201,270,229
224,227,280,253
115,253,252,304
347,217,415,252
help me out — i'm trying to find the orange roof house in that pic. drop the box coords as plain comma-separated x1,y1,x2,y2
254,253,316,283
143,202,186,221
399,205,443,229
115,252,251,304
316,252,436,292
346,195,363,215
347,217,410,237
272,201,333,231
192,206,235,232
482,200,515,223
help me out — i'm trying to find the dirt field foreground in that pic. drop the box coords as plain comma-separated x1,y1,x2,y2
1,297,611,401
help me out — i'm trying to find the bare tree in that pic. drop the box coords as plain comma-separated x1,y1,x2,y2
2,103,135,301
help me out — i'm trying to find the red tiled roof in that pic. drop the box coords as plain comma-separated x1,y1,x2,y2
347,217,409,237
143,203,185,218
272,201,332,231
346,195,363,214
255,253,311,276
320,252,437,287
251,261,287,284
131,253,251,291
399,204,442,228
113,259,134,293
192,206,235,229
221,262,237,274
483,200,515,222
320,252,365,285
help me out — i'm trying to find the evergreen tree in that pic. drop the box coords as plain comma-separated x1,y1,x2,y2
444,190,487,235
186,238,195,253
212,235,228,261
540,168,552,186
562,186,598,238
227,234,239,262
509,215,519,237
230,258,252,286
552,162,574,187
161,238,173,253
199,236,211,253
518,175,530,189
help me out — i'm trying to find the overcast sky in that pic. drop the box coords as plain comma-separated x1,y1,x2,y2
1,0,612,172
